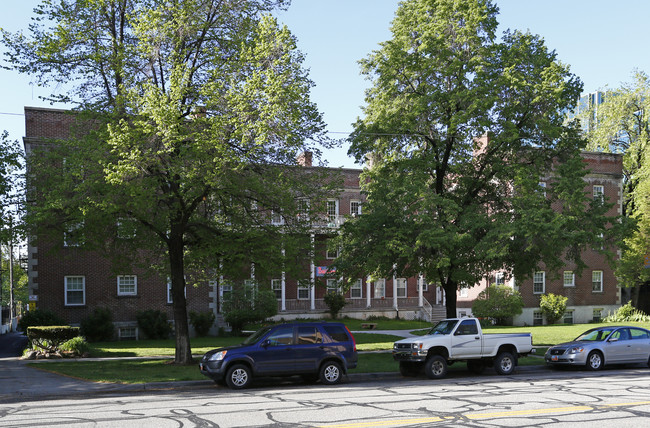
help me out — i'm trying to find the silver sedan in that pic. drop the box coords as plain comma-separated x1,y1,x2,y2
545,326,650,370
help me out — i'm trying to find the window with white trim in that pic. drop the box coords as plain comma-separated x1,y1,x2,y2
592,271,603,292
297,199,310,221
593,185,604,201
459,287,468,298
326,243,338,259
65,276,85,306
326,278,339,294
396,278,407,298
417,279,429,292
326,199,338,224
119,327,137,341
117,275,137,296
593,308,603,322
167,280,187,303
271,210,284,225
350,200,362,216
495,272,505,285
271,279,282,299
350,279,362,299
563,310,574,324
374,279,386,298
297,283,310,299
563,271,575,287
533,271,545,294
533,311,543,326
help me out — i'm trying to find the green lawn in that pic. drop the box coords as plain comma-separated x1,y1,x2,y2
30,320,648,384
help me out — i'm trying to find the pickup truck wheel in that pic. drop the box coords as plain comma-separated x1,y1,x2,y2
494,352,516,375
467,360,485,375
399,362,421,377
424,355,448,379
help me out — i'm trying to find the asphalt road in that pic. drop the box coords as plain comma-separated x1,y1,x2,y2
2,367,650,427
0,331,27,358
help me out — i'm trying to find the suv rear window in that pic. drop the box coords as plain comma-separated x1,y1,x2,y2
323,325,350,342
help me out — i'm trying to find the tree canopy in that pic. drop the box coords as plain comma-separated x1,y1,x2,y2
334,0,620,317
4,0,335,363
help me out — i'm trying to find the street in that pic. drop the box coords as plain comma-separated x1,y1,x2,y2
2,368,650,427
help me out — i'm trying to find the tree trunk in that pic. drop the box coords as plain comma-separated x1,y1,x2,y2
443,280,458,318
169,232,193,364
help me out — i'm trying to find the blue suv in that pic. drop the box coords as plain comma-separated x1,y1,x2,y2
199,322,358,389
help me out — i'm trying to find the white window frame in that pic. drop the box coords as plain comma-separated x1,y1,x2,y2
297,198,310,221
326,199,339,224
396,278,407,298
64,222,84,247
167,280,187,304
593,185,604,200
593,308,603,322
459,287,468,298
495,272,505,285
117,275,137,296
533,271,545,294
350,279,362,299
271,210,284,225
592,270,603,292
297,284,310,300
118,327,137,340
350,200,362,216
533,311,543,326
65,276,86,306
271,279,282,300
563,271,575,287
326,278,339,294
374,279,386,299
417,280,429,292
563,310,574,324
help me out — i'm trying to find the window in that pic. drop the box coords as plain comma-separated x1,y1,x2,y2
271,210,284,225
297,284,310,300
495,272,504,285
222,283,232,300
459,287,468,298
593,185,604,201
297,199,310,221
630,328,650,340
327,200,338,224
65,276,85,306
64,222,84,247
593,308,602,323
271,279,282,300
563,310,574,324
117,275,137,296
326,278,339,294
455,319,478,335
563,271,575,287
323,325,350,342
538,181,547,197
396,278,407,298
592,271,603,292
267,327,294,346
374,279,386,298
167,280,187,303
417,280,429,292
297,326,323,344
350,279,362,299
533,311,543,326
326,243,338,259
533,271,545,294
350,200,362,216
119,327,137,341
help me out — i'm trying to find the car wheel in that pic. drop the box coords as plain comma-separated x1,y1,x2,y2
467,360,485,375
225,364,252,389
320,361,342,385
424,355,448,379
494,352,516,375
586,351,603,371
399,362,421,377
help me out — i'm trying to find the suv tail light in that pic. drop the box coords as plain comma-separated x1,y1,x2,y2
345,325,357,352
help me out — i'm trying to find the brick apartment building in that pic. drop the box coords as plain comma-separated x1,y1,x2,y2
24,107,623,335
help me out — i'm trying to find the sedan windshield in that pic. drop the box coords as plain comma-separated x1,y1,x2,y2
242,326,273,345
428,320,458,335
575,328,615,342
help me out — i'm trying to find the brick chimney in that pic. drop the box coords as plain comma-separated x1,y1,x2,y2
297,151,313,167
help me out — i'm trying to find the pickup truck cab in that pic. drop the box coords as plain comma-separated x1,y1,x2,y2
393,318,533,379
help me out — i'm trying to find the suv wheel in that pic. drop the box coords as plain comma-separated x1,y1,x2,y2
320,361,342,385
226,364,252,389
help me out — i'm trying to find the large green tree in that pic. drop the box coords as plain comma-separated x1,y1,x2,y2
583,71,650,304
3,0,334,363
335,0,619,317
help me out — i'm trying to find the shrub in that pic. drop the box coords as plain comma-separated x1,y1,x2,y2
604,301,650,322
27,326,80,352
471,284,524,325
189,310,216,337
324,292,348,319
59,336,90,356
17,309,66,332
222,283,278,334
80,307,114,342
539,293,568,324
136,309,171,339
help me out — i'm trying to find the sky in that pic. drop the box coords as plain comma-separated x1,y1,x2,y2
1,0,649,168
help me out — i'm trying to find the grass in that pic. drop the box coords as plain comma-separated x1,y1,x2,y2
31,320,648,384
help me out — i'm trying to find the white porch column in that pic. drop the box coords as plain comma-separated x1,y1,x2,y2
310,234,315,311
366,276,371,308
392,269,398,310
418,274,424,307
281,248,286,311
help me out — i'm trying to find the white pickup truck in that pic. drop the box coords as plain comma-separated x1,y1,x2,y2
393,318,533,379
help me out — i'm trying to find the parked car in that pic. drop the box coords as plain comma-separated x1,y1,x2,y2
393,318,533,379
545,326,650,370
200,322,358,389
